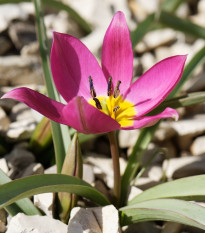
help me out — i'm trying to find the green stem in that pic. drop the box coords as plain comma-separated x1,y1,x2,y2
108,131,121,207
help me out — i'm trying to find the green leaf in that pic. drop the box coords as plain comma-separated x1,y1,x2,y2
162,0,186,12
120,124,159,207
0,174,110,210
151,92,205,115
159,11,205,39
129,175,205,205
0,169,41,216
131,14,155,48
33,0,71,172
120,199,205,230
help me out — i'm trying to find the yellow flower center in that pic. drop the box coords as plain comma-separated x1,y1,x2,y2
89,94,136,127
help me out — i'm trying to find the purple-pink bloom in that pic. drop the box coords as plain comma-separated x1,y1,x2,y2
1,12,186,134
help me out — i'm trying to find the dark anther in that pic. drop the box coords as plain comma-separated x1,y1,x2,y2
114,80,121,98
93,97,102,109
89,76,96,98
113,106,120,112
107,76,112,96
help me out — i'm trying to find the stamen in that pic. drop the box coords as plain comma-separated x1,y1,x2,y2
113,106,120,112
89,76,96,98
107,76,112,96
114,80,121,98
93,97,102,109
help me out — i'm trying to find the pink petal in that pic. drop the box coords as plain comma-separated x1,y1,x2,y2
1,87,67,123
125,55,187,116
101,11,133,95
1,88,120,134
51,31,107,102
63,96,121,134
121,107,178,130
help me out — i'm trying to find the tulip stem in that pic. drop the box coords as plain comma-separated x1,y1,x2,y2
108,131,121,207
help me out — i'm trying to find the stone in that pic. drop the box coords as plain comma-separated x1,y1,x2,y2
5,147,35,169
86,155,126,188
190,13,205,28
135,29,176,53
183,71,205,92
161,222,182,233
21,41,39,56
134,177,161,190
0,36,12,55
6,213,67,233
0,4,28,33
0,158,9,174
0,209,7,233
163,154,205,179
45,165,57,174
0,107,10,132
191,135,205,156
34,193,54,217
170,115,205,150
147,166,163,182
128,186,143,202
141,53,156,72
153,121,177,142
10,102,37,121
118,129,140,148
198,0,205,13
6,119,37,142
0,55,43,86
8,22,36,50
83,164,95,184
21,163,44,177
67,205,120,233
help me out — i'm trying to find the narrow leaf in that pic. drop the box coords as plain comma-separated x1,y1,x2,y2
0,169,41,216
0,174,110,209
121,199,205,230
33,0,70,172
129,175,205,205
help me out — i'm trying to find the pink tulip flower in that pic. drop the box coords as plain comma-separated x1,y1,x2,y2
1,12,186,134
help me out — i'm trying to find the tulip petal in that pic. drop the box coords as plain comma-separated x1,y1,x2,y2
101,11,133,95
121,107,178,130
1,88,120,134
125,55,187,116
1,87,67,123
63,96,120,134
51,32,107,102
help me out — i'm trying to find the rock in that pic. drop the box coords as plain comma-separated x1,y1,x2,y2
83,164,95,184
8,22,36,50
10,102,37,121
0,36,12,55
5,147,35,179
176,3,190,18
21,163,44,177
0,107,10,131
123,222,160,233
118,129,140,148
153,121,177,142
0,158,9,174
67,205,120,233
128,186,143,202
161,222,182,233
170,115,205,150
163,154,205,179
6,119,37,142
147,166,163,182
134,177,161,190
6,213,67,233
190,13,205,28
21,41,39,56
86,155,126,188
141,53,156,72
135,29,176,53
0,4,28,33
198,0,205,13
0,209,7,233
34,193,54,217
0,55,43,86
183,71,205,92
45,165,57,174
191,135,205,156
